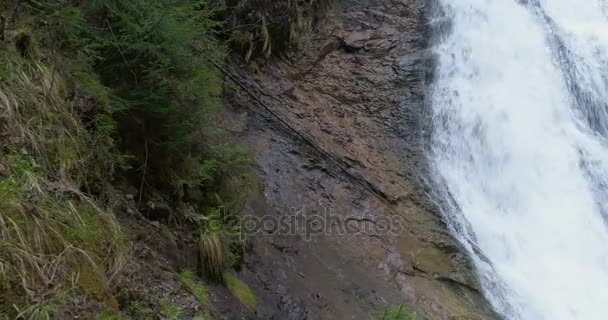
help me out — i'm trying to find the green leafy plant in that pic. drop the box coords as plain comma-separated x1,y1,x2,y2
160,300,183,320
371,305,416,320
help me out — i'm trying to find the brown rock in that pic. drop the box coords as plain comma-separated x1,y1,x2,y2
343,29,374,51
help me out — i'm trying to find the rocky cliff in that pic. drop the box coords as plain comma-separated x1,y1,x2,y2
217,0,499,319
0,0,499,319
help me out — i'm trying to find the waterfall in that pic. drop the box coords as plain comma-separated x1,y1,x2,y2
430,1,608,319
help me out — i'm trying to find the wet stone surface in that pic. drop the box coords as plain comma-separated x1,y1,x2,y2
215,0,500,319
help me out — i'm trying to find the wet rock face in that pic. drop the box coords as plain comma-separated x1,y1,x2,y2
218,0,499,319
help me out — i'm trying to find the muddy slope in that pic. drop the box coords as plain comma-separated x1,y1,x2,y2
221,0,498,319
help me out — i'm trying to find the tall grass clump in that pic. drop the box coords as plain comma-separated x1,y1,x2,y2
212,0,334,61
0,40,127,318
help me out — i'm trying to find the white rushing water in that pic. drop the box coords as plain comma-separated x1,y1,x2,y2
430,1,608,319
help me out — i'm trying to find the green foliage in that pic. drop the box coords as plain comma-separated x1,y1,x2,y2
11,0,259,206
127,301,154,319
24,0,233,199
194,145,254,278
91,1,224,200
0,0,257,316
25,0,255,244
197,205,249,278
371,305,416,320
223,273,256,311
160,300,183,320
100,309,123,320
12,292,67,320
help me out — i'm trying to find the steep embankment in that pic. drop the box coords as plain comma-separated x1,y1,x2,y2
1,0,499,319
0,1,250,319
221,0,498,319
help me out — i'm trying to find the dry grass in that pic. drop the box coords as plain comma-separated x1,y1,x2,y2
0,47,127,318
216,0,335,61
198,233,225,280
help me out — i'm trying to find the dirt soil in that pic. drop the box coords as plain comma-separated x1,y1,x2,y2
213,0,501,319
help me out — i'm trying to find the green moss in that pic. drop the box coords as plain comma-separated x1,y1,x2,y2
77,267,119,311
180,270,210,306
371,305,416,320
223,273,256,311
73,71,113,110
